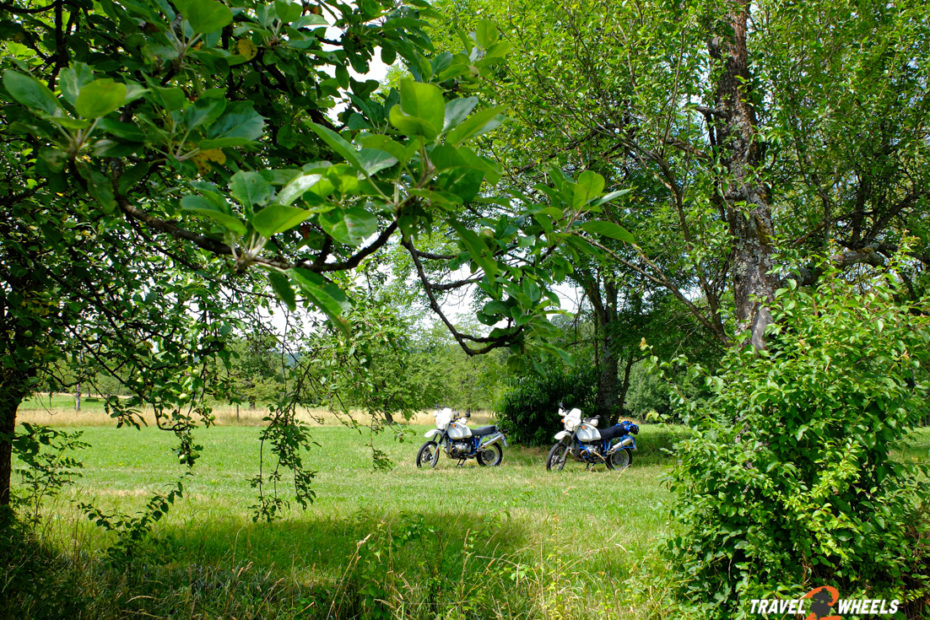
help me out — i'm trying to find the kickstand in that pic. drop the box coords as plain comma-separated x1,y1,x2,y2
457,459,465,468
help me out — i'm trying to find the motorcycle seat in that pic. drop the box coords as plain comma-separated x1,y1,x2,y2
471,425,498,436
598,425,626,441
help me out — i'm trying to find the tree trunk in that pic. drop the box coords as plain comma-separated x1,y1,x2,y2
596,326,619,420
580,270,621,419
75,383,81,411
708,0,778,349
616,350,636,421
0,374,28,508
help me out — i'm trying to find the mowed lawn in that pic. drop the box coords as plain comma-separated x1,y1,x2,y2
10,421,930,618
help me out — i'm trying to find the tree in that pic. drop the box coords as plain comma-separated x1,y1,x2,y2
1,0,622,515
226,332,287,411
430,0,930,350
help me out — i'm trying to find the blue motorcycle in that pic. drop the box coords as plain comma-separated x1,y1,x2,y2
545,404,638,471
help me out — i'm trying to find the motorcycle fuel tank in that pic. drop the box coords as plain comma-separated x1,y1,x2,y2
447,421,473,440
575,423,601,442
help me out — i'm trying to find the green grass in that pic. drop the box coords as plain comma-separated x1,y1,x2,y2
6,423,929,618
6,423,687,619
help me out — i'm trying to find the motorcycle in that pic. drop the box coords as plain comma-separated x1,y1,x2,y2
545,404,638,471
416,407,509,468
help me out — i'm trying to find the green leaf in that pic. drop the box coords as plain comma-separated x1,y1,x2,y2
75,79,127,118
589,188,631,208
59,63,95,107
579,220,635,244
307,123,364,174
319,207,378,245
475,19,499,48
118,162,150,194
287,268,350,334
443,97,478,133
229,171,273,210
357,149,398,176
251,205,312,237
572,170,605,208
151,86,187,111
175,0,233,33
429,144,465,170
358,134,417,164
438,167,484,203
97,119,145,142
76,164,116,213
294,14,327,28
276,173,324,206
182,95,227,130
181,195,246,235
343,207,378,241
201,102,264,148
445,106,505,145
267,271,296,311
482,300,509,316
388,79,445,140
3,70,60,116
274,0,302,22
450,220,497,279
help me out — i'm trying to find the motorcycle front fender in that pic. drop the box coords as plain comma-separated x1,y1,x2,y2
424,429,442,440
554,430,570,441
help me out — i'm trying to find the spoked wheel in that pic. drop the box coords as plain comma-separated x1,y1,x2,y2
546,442,570,471
416,441,440,468
477,443,503,467
605,448,633,471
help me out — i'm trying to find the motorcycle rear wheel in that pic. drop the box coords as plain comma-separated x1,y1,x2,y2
477,443,503,467
416,441,440,468
546,442,569,471
606,448,633,471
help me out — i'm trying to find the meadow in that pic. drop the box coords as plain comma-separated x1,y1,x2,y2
5,410,930,619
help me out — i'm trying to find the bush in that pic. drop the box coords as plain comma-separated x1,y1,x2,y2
497,365,598,446
662,268,930,618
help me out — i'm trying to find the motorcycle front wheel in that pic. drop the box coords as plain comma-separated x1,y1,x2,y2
477,443,503,467
416,441,440,468
606,448,633,471
546,442,569,471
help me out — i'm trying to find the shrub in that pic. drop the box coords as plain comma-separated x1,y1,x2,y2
662,267,930,618
497,366,598,446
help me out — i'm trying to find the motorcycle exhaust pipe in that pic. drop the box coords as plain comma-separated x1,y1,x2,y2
481,432,509,448
607,437,635,455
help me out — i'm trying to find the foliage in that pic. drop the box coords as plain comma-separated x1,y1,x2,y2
431,0,930,348
10,423,88,524
250,405,315,521
497,365,598,446
661,265,930,617
80,476,189,563
0,0,630,527
226,333,288,409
